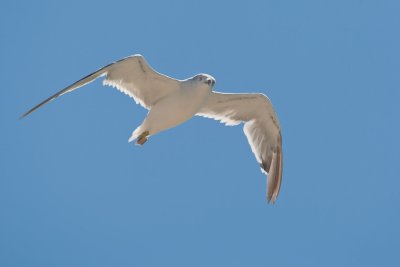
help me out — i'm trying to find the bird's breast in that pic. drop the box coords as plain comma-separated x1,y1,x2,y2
145,84,211,134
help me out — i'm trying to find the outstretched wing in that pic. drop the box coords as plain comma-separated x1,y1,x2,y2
21,54,180,118
197,92,283,203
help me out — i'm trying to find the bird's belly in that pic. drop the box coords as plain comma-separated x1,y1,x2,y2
145,87,210,135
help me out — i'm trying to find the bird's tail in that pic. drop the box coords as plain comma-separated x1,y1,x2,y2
128,125,144,143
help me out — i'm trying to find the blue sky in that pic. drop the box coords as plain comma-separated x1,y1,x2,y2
1,0,399,266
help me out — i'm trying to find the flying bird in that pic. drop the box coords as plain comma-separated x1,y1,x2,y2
21,55,283,203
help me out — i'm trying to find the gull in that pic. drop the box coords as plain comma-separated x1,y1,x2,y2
21,54,283,203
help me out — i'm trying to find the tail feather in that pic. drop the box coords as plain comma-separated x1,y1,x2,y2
128,125,144,143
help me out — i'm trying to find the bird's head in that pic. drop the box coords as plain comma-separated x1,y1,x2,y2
193,74,216,88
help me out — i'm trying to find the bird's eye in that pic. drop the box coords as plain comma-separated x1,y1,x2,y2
207,80,211,85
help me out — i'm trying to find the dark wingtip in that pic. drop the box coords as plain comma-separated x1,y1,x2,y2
264,133,283,205
266,187,276,204
19,103,43,120
18,59,111,122
268,195,277,205
20,108,35,119
19,110,31,120
266,191,278,205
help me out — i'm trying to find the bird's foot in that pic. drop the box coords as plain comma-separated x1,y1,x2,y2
136,131,150,145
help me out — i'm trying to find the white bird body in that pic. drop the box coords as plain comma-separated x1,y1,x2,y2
130,77,213,141
22,55,283,204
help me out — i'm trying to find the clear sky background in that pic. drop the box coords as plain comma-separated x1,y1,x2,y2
1,0,399,266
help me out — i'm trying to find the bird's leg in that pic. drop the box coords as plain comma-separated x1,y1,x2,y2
136,130,150,145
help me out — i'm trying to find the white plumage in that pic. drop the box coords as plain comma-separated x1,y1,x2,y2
22,54,283,204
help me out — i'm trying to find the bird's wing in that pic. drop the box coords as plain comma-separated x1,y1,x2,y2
197,92,283,203
21,54,181,118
